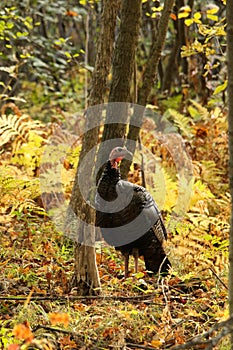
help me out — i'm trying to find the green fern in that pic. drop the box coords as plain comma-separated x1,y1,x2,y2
0,113,45,153
189,99,209,121
197,160,226,195
200,160,224,182
12,131,45,175
189,179,215,211
164,108,193,138
0,165,43,215
146,167,178,212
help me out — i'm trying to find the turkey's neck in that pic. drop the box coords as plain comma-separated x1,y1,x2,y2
97,160,121,201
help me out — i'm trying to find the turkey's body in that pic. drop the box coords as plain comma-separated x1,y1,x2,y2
95,159,171,277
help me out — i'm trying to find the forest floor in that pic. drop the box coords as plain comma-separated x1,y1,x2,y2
0,212,229,350
0,103,230,349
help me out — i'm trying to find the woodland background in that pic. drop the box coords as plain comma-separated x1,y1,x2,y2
0,0,231,349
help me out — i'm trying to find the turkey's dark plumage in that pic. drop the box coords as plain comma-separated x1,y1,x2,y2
95,147,171,277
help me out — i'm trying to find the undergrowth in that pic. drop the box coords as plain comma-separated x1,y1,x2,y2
0,102,230,349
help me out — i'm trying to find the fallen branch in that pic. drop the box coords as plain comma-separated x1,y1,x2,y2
33,324,73,335
209,267,228,290
126,343,157,350
0,293,163,304
171,317,233,350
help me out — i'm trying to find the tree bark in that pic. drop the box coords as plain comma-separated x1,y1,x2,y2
227,0,233,344
162,0,185,93
96,0,142,172
88,0,120,106
67,0,119,296
109,0,141,104
121,0,175,178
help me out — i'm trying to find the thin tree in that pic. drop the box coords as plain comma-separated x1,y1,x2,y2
67,0,120,296
96,0,142,170
227,0,233,347
121,0,175,178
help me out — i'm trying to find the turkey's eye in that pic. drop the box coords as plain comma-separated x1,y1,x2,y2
117,147,123,152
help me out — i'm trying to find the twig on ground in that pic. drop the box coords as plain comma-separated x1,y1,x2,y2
170,317,233,350
0,293,164,304
33,324,74,335
209,267,228,290
126,343,158,350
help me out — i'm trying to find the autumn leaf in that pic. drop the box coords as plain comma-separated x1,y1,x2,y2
184,18,194,26
49,312,70,327
206,6,219,15
178,5,191,19
193,12,201,20
7,345,20,350
207,14,218,21
150,339,165,348
13,323,34,342
66,10,78,17
73,303,87,312
102,326,119,338
170,13,177,20
59,335,77,348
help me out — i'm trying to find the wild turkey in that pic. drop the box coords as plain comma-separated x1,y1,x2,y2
95,146,171,278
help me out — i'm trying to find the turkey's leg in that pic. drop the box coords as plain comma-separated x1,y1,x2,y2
124,253,129,278
132,248,139,274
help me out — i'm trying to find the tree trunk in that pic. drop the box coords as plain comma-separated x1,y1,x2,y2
88,0,120,106
227,0,233,346
162,0,185,94
67,0,119,296
96,0,142,173
121,0,175,178
109,0,141,104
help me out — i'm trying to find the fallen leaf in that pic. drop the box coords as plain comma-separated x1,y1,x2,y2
49,312,70,327
13,323,33,342
7,345,20,350
150,339,165,348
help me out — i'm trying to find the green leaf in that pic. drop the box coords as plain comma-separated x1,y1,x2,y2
20,53,31,59
16,31,29,37
213,80,228,95
135,272,145,279
64,52,71,58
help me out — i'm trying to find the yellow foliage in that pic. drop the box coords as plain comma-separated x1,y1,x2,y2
0,113,46,153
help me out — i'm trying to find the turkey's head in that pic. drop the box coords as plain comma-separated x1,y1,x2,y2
109,147,132,169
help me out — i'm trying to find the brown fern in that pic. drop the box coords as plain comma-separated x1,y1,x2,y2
0,113,46,153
